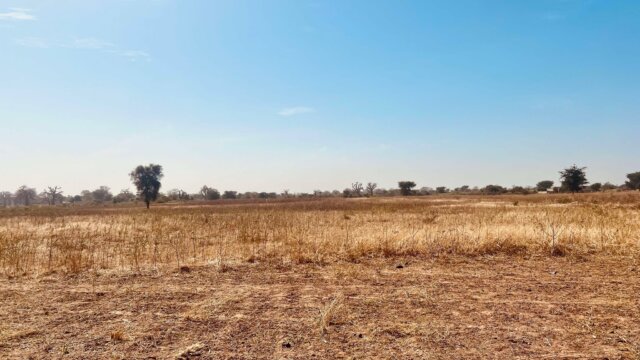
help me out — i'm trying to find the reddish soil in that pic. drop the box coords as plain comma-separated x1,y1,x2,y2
1,255,639,359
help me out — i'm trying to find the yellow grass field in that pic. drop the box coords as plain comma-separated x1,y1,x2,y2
1,193,639,358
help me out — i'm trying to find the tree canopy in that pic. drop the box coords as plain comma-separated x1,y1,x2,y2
536,180,554,192
626,172,640,190
398,181,417,196
129,164,164,208
559,165,588,193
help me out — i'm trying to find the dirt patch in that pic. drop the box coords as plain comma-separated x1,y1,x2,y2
1,255,638,359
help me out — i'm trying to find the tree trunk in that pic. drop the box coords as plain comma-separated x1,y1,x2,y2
146,200,150,209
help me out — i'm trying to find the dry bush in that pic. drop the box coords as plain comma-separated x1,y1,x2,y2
318,293,345,337
0,192,639,275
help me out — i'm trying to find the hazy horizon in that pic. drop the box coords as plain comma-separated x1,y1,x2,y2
2,1,639,194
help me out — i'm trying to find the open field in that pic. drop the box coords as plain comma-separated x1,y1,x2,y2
1,193,640,358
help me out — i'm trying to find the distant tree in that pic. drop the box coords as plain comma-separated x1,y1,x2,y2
510,186,529,195
259,192,275,199
436,186,448,194
90,186,113,203
482,185,507,195
43,186,63,205
0,191,12,207
168,189,190,201
222,190,237,199
351,182,364,197
418,187,433,195
15,185,37,206
80,190,93,202
601,182,618,191
398,181,417,196
200,186,221,200
559,165,588,193
536,180,554,192
590,183,602,192
342,188,352,198
365,182,377,197
626,172,640,190
129,164,164,209
281,189,290,198
454,185,470,193
114,189,136,203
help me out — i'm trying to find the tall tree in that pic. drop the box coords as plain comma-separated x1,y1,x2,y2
559,165,588,193
398,181,417,196
44,186,63,205
15,185,37,206
129,164,164,209
351,182,364,197
200,185,221,200
626,171,640,190
365,182,377,197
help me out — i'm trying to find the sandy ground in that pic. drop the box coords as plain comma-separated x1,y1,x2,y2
1,255,639,359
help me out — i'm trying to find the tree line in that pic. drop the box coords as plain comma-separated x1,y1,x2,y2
2,164,639,208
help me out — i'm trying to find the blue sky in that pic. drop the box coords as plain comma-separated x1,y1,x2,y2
1,0,639,194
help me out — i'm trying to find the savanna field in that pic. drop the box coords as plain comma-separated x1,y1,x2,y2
1,193,639,358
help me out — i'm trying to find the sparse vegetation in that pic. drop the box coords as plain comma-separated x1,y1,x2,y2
1,192,639,276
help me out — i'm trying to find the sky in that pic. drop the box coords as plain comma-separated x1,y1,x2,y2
1,0,639,195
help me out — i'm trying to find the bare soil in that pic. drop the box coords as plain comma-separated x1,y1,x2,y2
1,255,639,359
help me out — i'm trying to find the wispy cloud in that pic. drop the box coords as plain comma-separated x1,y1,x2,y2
118,50,151,62
278,106,315,117
15,37,49,48
0,8,36,21
68,38,115,50
14,36,151,62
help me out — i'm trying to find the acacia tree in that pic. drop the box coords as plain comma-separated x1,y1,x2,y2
351,182,364,197
44,186,63,205
222,190,237,199
559,165,588,193
92,186,113,203
398,181,416,196
626,172,640,190
114,189,136,203
482,184,507,195
366,182,377,197
15,185,37,206
536,180,554,192
200,185,221,200
129,164,164,209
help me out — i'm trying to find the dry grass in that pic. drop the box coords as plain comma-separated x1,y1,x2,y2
0,192,639,276
1,192,639,358
318,293,345,337
1,255,639,358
